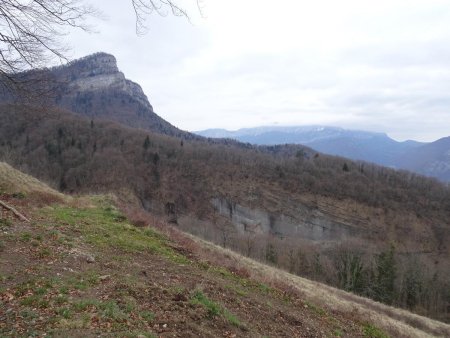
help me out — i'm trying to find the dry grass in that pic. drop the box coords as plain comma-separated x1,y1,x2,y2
177,231,450,338
0,162,66,203
26,210,450,332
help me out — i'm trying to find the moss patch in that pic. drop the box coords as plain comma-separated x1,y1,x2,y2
42,198,189,265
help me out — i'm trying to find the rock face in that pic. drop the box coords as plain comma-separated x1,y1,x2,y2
63,53,151,109
211,197,359,241
50,52,195,138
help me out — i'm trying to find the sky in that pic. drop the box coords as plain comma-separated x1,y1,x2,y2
66,0,450,142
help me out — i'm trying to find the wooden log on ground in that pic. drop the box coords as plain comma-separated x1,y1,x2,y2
0,200,30,222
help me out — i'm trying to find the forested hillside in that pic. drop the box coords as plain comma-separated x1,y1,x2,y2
1,103,449,323
197,126,450,182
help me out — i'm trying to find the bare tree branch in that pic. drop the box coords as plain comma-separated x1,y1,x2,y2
0,0,96,100
131,0,203,35
0,1,96,73
0,0,200,101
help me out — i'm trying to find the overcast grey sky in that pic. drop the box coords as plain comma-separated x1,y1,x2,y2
67,0,450,142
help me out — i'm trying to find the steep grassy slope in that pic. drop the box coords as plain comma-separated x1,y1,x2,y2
0,162,64,198
1,163,450,337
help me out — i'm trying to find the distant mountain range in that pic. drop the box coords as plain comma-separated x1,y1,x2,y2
196,126,450,182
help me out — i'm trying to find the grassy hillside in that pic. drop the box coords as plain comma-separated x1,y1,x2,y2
1,163,450,337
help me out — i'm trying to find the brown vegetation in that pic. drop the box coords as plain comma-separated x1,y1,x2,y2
0,172,378,337
0,104,449,323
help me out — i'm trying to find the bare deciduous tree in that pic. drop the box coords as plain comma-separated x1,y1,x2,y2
0,1,94,76
0,0,200,91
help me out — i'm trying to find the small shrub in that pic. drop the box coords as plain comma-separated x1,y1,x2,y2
20,232,32,242
190,290,243,327
59,286,69,295
20,309,38,320
363,323,389,338
228,266,251,279
131,217,148,227
73,299,99,311
20,295,49,308
56,307,73,319
35,287,47,295
191,290,221,318
31,239,40,247
20,295,40,306
140,310,155,322
124,297,137,313
114,214,127,222
304,301,326,316
223,309,242,327
99,300,127,320
334,329,343,337
37,247,51,258
12,192,26,199
55,294,69,305
258,283,271,294
0,218,12,227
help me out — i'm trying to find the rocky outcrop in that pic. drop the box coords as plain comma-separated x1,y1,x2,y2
48,52,195,138
63,53,151,110
212,197,359,241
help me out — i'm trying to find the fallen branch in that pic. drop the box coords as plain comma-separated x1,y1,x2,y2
0,200,30,222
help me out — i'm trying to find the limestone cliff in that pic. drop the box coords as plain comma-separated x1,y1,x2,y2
61,53,150,109
50,52,194,138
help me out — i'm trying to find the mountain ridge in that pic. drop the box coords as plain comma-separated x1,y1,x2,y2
51,52,195,138
196,126,450,181
0,52,198,140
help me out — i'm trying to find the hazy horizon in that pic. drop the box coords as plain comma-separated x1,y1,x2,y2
191,124,436,143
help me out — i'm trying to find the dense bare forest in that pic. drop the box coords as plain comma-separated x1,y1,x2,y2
0,104,449,322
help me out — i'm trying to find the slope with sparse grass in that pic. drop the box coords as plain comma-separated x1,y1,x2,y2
1,163,450,337
0,163,396,337
0,162,63,197
1,198,362,337
184,234,450,338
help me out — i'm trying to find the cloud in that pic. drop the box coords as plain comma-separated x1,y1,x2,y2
65,0,450,142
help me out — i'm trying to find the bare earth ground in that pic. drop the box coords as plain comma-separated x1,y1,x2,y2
0,194,373,338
